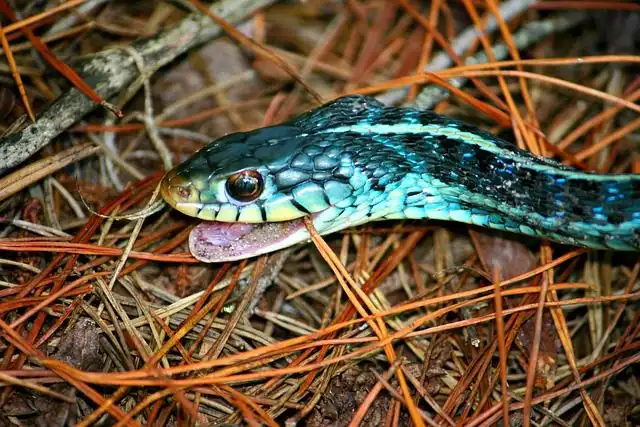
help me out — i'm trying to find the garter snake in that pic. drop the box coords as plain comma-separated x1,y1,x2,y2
160,95,640,262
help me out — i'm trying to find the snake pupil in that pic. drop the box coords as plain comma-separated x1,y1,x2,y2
225,170,264,202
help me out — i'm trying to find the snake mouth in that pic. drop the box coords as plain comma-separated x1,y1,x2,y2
188,217,312,263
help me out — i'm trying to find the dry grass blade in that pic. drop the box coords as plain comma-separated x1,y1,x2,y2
0,143,101,202
0,372,74,402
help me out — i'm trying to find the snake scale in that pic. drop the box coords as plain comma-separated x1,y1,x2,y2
160,95,640,262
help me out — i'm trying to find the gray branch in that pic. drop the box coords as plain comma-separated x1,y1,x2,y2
374,0,586,110
0,0,276,175
410,12,587,110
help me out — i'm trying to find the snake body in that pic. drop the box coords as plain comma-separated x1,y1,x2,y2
161,95,640,262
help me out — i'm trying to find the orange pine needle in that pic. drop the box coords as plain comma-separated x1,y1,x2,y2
0,23,34,121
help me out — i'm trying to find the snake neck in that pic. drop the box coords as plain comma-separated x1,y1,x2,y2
319,123,640,251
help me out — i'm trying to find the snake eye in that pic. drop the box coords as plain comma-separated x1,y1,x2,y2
225,170,264,202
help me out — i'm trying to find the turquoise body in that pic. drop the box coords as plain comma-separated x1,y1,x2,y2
163,95,640,253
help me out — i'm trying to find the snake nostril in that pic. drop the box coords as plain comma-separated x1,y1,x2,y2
176,186,191,199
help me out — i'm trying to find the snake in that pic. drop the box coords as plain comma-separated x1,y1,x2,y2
160,95,640,262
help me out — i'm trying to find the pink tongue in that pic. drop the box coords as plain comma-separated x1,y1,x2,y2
194,222,254,246
188,219,304,262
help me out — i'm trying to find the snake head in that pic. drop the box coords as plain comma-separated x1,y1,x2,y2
161,123,356,221
160,110,369,262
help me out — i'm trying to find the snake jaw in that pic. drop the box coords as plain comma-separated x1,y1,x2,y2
163,164,331,262
187,204,374,262
163,170,312,262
